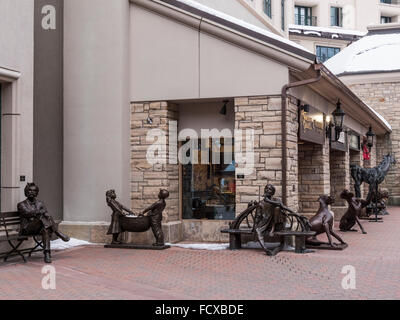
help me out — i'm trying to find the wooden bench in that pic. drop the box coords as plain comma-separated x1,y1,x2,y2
0,212,44,263
221,228,316,254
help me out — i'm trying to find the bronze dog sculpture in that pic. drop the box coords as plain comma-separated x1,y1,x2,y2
339,189,372,234
306,195,347,249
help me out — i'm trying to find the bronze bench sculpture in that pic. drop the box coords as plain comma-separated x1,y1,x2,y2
221,184,315,256
1,183,70,264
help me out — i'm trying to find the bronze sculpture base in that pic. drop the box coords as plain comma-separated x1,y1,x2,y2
104,244,170,250
306,243,348,251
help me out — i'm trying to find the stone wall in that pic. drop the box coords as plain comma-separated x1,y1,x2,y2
330,150,350,207
234,95,299,216
298,139,330,217
349,80,400,204
130,101,182,244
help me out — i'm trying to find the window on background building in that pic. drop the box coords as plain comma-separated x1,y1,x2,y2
294,6,315,26
316,46,340,62
380,0,392,4
331,6,343,27
281,0,285,30
381,16,392,23
263,0,272,18
182,138,236,221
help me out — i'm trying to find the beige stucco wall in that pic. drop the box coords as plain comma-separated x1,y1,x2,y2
63,0,131,223
0,0,34,212
130,3,290,102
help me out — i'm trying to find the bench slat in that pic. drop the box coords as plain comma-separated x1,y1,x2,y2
0,212,20,218
221,228,254,234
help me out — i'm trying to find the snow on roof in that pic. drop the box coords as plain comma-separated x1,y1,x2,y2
366,103,392,131
288,24,367,37
325,32,400,75
174,0,312,54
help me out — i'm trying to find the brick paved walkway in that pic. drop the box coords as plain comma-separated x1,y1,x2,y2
1,208,400,300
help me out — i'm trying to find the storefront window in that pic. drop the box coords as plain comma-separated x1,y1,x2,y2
182,138,236,220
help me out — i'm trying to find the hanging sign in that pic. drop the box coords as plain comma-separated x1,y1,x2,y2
299,107,325,145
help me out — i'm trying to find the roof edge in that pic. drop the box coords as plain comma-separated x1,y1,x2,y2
321,65,392,134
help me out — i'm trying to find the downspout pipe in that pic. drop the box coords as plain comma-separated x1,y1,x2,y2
281,63,322,206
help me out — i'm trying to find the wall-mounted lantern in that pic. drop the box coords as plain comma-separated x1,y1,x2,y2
366,126,375,150
332,99,346,141
219,100,229,116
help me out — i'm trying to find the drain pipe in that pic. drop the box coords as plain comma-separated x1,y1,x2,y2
281,63,322,206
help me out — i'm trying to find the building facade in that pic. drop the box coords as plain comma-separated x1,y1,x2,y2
0,0,393,246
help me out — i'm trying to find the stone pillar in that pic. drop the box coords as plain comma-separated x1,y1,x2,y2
298,139,330,217
330,149,350,220
350,150,364,197
234,95,298,214
330,150,350,206
130,101,182,244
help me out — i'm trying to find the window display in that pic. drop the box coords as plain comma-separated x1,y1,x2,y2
182,138,236,220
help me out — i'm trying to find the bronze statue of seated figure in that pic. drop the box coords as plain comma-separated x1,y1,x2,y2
339,189,371,234
18,183,70,263
306,195,347,249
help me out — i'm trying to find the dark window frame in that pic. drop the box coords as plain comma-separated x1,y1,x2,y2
316,45,341,62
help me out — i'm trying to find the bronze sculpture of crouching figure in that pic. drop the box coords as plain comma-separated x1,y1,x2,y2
18,183,70,263
306,195,347,249
339,189,372,234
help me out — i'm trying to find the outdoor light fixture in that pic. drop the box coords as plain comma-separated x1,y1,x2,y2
332,99,346,141
220,100,229,116
300,104,310,113
366,125,375,150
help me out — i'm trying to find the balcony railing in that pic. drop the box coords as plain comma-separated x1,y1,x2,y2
294,14,317,26
380,0,400,5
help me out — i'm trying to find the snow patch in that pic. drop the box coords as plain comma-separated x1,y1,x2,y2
167,243,229,251
325,33,400,75
288,24,366,37
304,31,321,36
51,238,96,251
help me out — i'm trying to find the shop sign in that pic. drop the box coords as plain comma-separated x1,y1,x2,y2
330,128,348,152
299,108,325,145
349,132,361,151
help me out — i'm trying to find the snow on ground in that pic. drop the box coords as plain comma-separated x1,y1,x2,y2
325,33,400,75
51,238,97,251
288,24,366,37
167,242,282,251
174,0,312,53
167,243,229,251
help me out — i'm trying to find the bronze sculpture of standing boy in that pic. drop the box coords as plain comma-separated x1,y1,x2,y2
140,189,169,247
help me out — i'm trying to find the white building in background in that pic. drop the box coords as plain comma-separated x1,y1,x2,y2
193,0,400,61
